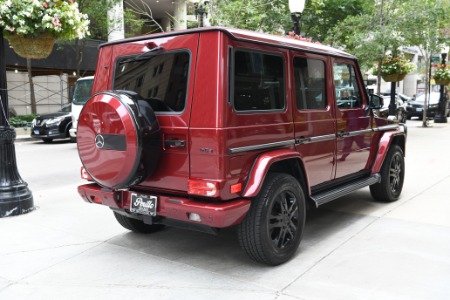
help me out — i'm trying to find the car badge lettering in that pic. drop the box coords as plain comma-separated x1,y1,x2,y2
95,134,105,149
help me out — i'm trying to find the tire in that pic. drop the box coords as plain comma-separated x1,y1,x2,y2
70,136,76,143
370,145,405,202
43,138,53,143
113,211,165,233
238,173,306,265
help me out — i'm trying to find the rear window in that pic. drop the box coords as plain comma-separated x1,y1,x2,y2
232,50,285,111
113,51,190,112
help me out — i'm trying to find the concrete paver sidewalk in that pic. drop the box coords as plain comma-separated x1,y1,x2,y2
1,120,450,300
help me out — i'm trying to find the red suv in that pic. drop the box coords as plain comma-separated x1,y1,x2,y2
77,27,406,265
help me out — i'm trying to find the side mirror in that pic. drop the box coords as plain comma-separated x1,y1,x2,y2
369,94,383,109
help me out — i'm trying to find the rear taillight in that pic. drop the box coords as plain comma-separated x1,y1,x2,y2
188,180,219,197
80,166,93,181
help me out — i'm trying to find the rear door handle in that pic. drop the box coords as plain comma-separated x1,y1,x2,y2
164,139,186,148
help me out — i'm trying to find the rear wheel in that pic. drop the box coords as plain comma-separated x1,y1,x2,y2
238,173,306,265
370,145,404,202
113,212,165,233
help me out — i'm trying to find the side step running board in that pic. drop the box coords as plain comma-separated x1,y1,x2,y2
310,174,381,207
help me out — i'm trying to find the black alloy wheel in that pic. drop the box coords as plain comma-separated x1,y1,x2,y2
370,145,405,202
238,173,306,265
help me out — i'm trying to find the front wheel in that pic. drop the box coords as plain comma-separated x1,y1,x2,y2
113,212,165,233
238,173,306,265
370,145,405,202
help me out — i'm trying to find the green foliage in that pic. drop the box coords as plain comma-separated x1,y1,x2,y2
77,0,118,41
434,65,450,81
9,115,36,127
209,0,291,34
303,0,374,42
124,8,146,38
379,54,415,75
0,0,89,40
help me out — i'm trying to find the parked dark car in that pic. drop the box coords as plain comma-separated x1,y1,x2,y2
406,92,448,120
31,104,73,143
381,90,412,103
378,95,407,123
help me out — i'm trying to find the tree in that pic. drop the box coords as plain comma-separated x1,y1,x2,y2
401,0,450,127
209,0,291,34
302,0,374,42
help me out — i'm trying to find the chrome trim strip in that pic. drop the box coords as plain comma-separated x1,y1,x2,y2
296,134,336,145
373,124,400,132
228,124,402,154
228,140,295,154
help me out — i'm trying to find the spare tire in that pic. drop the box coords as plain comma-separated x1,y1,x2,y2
77,91,161,189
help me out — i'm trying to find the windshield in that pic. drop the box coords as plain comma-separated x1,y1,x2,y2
72,79,94,105
415,93,440,104
113,51,190,112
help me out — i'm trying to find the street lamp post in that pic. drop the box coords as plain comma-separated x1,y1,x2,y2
0,30,34,218
194,1,209,28
289,0,306,35
434,46,449,124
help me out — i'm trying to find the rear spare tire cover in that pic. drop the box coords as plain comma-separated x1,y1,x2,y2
77,91,161,189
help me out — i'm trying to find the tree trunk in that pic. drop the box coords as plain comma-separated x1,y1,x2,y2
26,59,37,115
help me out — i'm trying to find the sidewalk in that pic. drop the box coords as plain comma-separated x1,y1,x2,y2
2,119,450,300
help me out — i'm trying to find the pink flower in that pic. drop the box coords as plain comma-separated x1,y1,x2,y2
52,16,61,26
43,2,48,8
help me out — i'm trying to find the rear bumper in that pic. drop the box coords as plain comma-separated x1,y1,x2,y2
78,184,251,228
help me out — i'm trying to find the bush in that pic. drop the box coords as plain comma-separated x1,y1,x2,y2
9,115,36,127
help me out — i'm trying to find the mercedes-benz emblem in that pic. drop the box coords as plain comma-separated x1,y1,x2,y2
95,134,105,149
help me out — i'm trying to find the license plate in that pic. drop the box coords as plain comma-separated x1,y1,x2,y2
416,108,423,112
130,193,157,216
34,130,40,135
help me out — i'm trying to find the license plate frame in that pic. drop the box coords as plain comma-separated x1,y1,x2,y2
130,193,157,216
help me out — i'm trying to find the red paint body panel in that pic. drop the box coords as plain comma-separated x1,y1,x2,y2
78,184,250,228
371,130,404,173
243,149,302,197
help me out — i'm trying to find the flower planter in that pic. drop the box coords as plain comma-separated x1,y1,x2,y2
382,73,407,82
434,78,450,86
7,33,55,59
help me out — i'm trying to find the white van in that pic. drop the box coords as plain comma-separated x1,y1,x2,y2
69,76,94,141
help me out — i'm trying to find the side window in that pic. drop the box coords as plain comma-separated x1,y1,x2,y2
333,62,362,109
293,57,326,110
233,50,285,111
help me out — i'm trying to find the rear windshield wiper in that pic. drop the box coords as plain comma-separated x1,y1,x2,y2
119,46,164,64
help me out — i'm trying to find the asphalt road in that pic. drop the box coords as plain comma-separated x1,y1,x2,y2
1,118,450,300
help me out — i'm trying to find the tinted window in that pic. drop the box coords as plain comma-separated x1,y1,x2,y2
233,50,285,111
114,52,189,112
294,57,326,110
334,63,362,109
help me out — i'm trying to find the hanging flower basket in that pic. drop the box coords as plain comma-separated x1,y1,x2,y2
7,33,55,59
435,78,450,86
433,65,450,85
382,73,407,82
379,54,415,82
1,0,90,58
